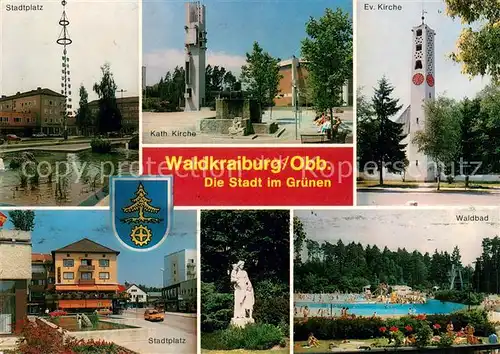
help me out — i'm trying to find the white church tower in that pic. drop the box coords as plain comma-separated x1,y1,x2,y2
184,2,207,112
405,14,436,181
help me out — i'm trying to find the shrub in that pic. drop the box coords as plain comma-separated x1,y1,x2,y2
201,282,233,332
434,289,484,305
128,134,139,150
201,323,283,350
414,320,433,348
90,137,112,153
88,313,99,327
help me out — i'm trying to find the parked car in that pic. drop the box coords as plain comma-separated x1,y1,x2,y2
97,308,112,316
144,309,164,322
32,132,47,138
6,134,21,141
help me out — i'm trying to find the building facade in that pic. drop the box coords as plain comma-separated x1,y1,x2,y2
126,284,148,307
29,253,55,314
0,87,77,136
0,230,32,334
395,19,436,182
162,278,196,313
275,57,353,108
52,238,121,310
163,249,197,288
88,96,139,134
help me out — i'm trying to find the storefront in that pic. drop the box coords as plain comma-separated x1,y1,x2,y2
0,280,28,334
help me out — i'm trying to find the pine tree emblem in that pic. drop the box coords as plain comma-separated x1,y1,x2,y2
121,183,162,247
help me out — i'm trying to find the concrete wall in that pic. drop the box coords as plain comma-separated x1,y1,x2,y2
0,230,32,279
164,249,197,288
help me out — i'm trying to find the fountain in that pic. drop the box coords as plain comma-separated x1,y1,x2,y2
199,94,279,137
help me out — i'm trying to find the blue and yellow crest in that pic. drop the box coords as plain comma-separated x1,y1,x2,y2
110,176,173,251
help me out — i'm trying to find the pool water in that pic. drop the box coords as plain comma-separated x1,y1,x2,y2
295,299,465,316
53,316,138,331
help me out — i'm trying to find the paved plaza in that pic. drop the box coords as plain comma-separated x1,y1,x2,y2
357,190,500,206
108,309,197,354
142,108,353,144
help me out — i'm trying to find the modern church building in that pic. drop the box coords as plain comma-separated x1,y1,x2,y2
395,16,436,182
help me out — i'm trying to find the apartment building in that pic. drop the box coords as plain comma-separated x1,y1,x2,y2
52,238,121,310
28,253,55,314
88,96,139,134
162,249,197,312
0,87,77,136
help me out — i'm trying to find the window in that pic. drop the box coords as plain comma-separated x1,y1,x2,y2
189,259,194,263
99,272,110,279
416,117,419,124
416,44,422,51
416,29,422,36
415,60,422,70
63,272,74,279
131,289,137,292
63,259,74,267
81,259,92,266
99,259,109,267
429,93,432,98
32,265,45,273
81,272,92,280
416,160,419,166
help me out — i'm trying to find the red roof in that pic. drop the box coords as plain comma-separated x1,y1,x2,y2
32,253,52,262
118,285,127,292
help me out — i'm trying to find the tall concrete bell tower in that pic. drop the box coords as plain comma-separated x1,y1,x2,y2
406,13,436,181
184,2,207,112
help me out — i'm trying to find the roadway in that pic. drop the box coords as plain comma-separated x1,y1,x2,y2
116,308,197,354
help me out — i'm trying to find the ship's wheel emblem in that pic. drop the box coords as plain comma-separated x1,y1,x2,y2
412,73,424,86
426,74,435,87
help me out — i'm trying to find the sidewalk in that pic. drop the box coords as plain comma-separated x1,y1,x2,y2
0,336,18,351
164,312,197,318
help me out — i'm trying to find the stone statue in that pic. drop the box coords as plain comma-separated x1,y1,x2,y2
228,117,245,136
230,260,255,327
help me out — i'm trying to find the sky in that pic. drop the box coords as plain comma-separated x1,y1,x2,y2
295,208,500,266
2,209,196,287
142,0,352,85
357,0,491,109
0,0,140,110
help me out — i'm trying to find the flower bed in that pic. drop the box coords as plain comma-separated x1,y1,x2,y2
15,319,138,354
294,309,494,343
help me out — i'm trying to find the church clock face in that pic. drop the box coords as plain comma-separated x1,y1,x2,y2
427,74,435,87
412,73,424,86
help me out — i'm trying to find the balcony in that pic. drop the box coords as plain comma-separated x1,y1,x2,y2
78,279,95,285
78,265,95,271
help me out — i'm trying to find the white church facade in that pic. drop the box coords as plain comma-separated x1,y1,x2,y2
395,18,436,182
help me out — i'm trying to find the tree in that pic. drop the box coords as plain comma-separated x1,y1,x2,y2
76,85,92,136
122,183,161,223
444,0,500,83
476,85,500,173
357,88,377,173
371,77,408,184
413,96,462,190
8,210,35,231
301,8,352,117
93,63,122,133
240,42,282,116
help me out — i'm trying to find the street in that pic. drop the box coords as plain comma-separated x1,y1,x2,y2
357,191,500,206
112,309,197,354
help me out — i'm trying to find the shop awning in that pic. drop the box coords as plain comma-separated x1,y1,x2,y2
55,284,119,291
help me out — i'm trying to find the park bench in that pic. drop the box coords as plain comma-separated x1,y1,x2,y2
300,134,327,143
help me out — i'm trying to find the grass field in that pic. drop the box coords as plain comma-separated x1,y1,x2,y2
202,350,289,354
357,180,500,189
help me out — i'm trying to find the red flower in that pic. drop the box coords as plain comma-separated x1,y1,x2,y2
433,323,441,329
389,326,399,332
416,314,427,320
379,326,387,333
405,325,413,332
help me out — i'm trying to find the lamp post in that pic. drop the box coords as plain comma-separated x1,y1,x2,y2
292,80,298,140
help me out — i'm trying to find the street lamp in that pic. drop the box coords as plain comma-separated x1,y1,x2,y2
292,80,298,140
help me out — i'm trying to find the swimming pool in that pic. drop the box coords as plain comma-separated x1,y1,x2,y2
295,299,465,316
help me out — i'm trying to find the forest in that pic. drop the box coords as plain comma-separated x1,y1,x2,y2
294,216,500,295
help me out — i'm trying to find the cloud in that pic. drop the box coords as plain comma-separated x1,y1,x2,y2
143,49,246,85
296,208,499,266
357,0,490,108
1,0,140,110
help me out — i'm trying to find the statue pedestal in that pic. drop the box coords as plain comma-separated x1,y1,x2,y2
230,317,254,328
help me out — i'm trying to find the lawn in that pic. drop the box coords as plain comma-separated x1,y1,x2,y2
294,338,380,353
